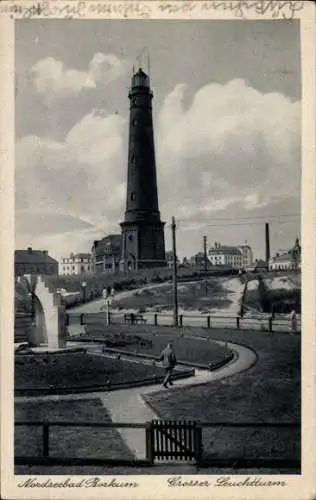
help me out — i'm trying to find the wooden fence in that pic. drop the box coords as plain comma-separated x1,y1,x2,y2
15,420,300,469
67,311,301,334
148,420,201,463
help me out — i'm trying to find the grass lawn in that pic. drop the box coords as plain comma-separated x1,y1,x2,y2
143,328,300,467
77,326,233,367
15,351,168,395
111,278,235,312
15,399,134,462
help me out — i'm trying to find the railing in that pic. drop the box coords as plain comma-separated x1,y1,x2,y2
67,311,301,334
15,421,150,466
15,420,300,469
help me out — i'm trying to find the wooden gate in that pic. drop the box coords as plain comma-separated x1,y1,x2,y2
147,420,202,463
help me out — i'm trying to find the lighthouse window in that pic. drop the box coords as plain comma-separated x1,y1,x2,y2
131,192,136,201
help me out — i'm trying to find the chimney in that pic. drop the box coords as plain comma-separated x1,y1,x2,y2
27,247,32,253
42,250,48,255
265,223,270,263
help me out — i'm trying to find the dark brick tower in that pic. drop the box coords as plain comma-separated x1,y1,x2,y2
120,68,166,272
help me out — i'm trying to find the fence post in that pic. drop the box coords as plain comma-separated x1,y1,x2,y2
145,422,154,465
43,423,49,457
268,316,273,333
154,313,158,327
194,423,203,466
236,316,240,330
179,315,183,328
207,316,211,329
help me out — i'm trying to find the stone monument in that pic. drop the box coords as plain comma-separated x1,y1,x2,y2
18,275,67,349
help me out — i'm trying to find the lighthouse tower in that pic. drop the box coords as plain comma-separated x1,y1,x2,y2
120,68,166,272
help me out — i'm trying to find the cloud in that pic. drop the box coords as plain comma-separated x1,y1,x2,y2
16,110,127,247
156,78,300,223
16,79,300,259
31,53,129,99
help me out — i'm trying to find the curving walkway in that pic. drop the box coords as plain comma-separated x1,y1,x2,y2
97,340,256,459
15,340,257,460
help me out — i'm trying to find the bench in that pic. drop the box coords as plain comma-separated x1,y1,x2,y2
123,313,147,325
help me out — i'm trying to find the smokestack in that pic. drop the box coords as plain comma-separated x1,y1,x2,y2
265,223,270,263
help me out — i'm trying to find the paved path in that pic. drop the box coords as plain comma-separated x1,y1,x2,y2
98,340,256,459
71,281,176,314
15,340,256,460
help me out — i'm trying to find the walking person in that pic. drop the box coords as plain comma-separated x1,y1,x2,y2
290,309,297,333
159,343,177,388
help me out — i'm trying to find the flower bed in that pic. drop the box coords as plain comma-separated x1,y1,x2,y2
15,351,171,396
73,327,233,368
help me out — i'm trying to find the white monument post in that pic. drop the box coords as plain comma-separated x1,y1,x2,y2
22,275,67,350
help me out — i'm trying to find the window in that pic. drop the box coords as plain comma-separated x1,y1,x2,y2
131,154,136,164
131,192,136,201
132,118,138,126
128,234,133,241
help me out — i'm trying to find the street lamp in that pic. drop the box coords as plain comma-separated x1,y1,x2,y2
81,281,87,303
102,287,113,326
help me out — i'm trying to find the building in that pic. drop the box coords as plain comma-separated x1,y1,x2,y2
238,245,253,268
120,68,166,272
165,250,180,268
188,252,208,267
91,235,121,274
208,242,243,269
253,259,268,272
15,247,58,277
59,253,92,275
269,253,300,271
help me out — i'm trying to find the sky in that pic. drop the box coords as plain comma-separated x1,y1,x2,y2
15,19,301,261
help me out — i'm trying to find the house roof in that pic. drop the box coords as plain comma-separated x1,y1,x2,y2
188,252,205,261
255,259,268,267
271,253,293,263
93,234,121,257
73,253,91,259
15,249,58,265
209,246,241,256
